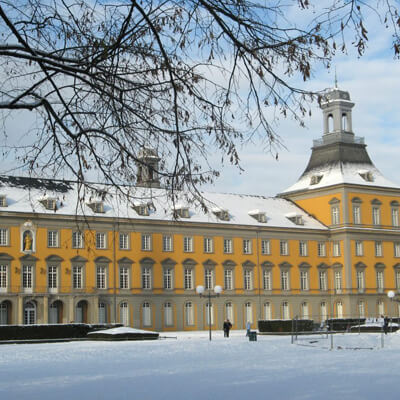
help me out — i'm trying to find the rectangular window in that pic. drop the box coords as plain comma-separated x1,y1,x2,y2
185,302,194,325
355,241,364,256
0,265,7,290
300,270,309,291
96,232,106,249
356,270,365,291
334,271,342,292
353,205,361,224
141,234,151,251
223,238,233,254
163,268,173,290
205,269,213,290
119,233,129,250
96,266,106,289
243,239,252,254
261,240,270,255
183,236,193,252
299,241,308,257
163,235,173,252
331,206,340,225
264,302,272,320
164,303,173,326
204,237,213,253
119,266,129,289
263,270,272,291
372,207,380,225
392,208,399,227
72,231,83,248
142,267,151,289
375,241,383,257
333,241,341,257
48,266,58,290
47,230,58,248
396,270,400,290
72,266,82,289
281,270,289,291
224,269,233,290
0,228,9,246
244,270,252,290
358,301,365,318
205,303,214,325
317,242,326,257
184,268,193,290
22,265,33,291
395,242,400,258
282,302,290,319
319,270,327,291
376,270,384,291
280,240,288,256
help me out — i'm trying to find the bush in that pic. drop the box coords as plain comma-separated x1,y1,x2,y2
258,319,314,333
326,318,365,331
0,323,122,341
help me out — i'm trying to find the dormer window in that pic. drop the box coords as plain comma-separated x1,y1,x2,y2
40,197,57,211
173,206,190,219
285,212,304,226
87,201,104,213
212,208,230,221
359,170,374,182
0,195,7,207
133,203,150,216
248,210,267,223
310,175,323,185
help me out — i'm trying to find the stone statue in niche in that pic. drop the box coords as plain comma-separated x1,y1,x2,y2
23,230,33,251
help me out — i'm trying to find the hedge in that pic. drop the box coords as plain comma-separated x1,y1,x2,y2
258,319,314,333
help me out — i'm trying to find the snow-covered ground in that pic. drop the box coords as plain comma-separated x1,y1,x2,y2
0,330,399,400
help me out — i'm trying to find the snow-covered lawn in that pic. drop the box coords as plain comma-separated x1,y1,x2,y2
0,330,399,400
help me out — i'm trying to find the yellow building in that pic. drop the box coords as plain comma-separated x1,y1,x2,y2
0,86,399,331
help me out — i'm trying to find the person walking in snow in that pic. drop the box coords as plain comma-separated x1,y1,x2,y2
246,321,251,337
223,319,232,337
383,315,389,335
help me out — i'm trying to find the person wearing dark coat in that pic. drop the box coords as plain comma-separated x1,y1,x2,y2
223,319,232,337
383,316,389,335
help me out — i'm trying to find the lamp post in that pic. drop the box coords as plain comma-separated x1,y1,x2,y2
196,284,223,341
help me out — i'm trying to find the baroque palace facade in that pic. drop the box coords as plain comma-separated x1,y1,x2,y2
1,86,400,331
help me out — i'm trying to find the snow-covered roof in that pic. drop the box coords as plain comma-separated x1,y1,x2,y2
0,175,327,230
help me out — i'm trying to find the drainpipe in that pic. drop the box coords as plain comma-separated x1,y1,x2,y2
113,220,117,324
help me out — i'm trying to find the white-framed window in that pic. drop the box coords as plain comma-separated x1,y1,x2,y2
120,302,129,326
333,241,341,257
142,302,152,326
395,242,400,258
336,301,344,318
163,268,173,290
375,241,383,257
223,238,233,254
282,301,290,319
261,239,270,255
47,230,59,248
263,270,272,291
244,270,253,290
205,269,213,290
372,207,381,225
319,270,327,291
0,264,8,291
396,270,400,290
243,239,252,254
225,302,234,323
334,271,342,292
331,206,340,225
184,268,193,290
98,302,107,324
183,236,193,252
119,266,129,289
300,270,309,291
185,302,194,325
0,195,6,207
355,241,364,256
377,300,385,316
376,270,384,291
205,302,214,325
280,240,288,256
22,265,33,292
0,301,9,324
299,241,308,256
281,270,290,291
264,302,272,320
301,302,309,320
358,300,365,318
245,302,253,324
96,265,107,289
72,231,83,248
356,270,365,291
320,302,327,321
24,301,36,325
141,234,151,251
203,237,214,253
163,235,173,252
48,265,58,292
72,265,83,289
224,269,233,290
392,207,399,227
96,232,106,249
317,242,326,257
0,228,8,246
119,233,129,250
164,302,173,326
142,267,152,289
353,204,361,224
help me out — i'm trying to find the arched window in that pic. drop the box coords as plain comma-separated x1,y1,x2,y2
205,302,214,326
282,301,290,319
120,302,129,326
164,302,173,326
49,300,63,324
225,302,234,323
336,301,343,318
98,302,107,324
264,302,272,320
320,302,327,322
0,301,10,325
185,302,194,326
245,302,253,324
301,302,309,320
142,302,152,326
342,113,348,131
358,301,365,318
377,300,385,317
24,301,36,325
328,114,334,132
75,300,88,323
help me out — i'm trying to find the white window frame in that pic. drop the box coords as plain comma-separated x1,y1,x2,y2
375,241,383,257
280,240,288,256
320,302,327,321
184,268,193,290
0,228,8,246
356,270,365,291
358,301,365,318
183,236,193,253
299,241,308,257
224,269,233,290
301,302,309,320
48,265,58,293
0,264,8,292
142,302,152,326
376,270,384,291
162,235,173,252
163,268,173,290
319,270,327,291
47,230,59,248
332,241,341,257
205,302,214,325
336,301,344,318
225,302,234,323
334,270,342,292
395,242,400,258
96,232,107,249
331,206,340,225
264,302,272,320
261,239,270,255
245,302,253,324
353,205,361,224
203,237,214,253
185,302,194,326
22,265,33,293
120,302,129,326
242,239,252,254
263,269,272,291
119,232,129,250
142,267,152,289
164,302,173,326
141,234,152,251
72,231,83,249
317,242,326,257
372,207,381,225
281,270,290,291
96,265,107,289
355,241,364,256
300,270,309,291
119,265,129,289
282,301,290,319
244,269,253,291
223,238,233,254
392,207,399,227
204,269,214,290
72,265,83,289
396,270,400,291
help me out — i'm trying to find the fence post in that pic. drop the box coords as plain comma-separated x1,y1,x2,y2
381,327,384,349
291,318,294,344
